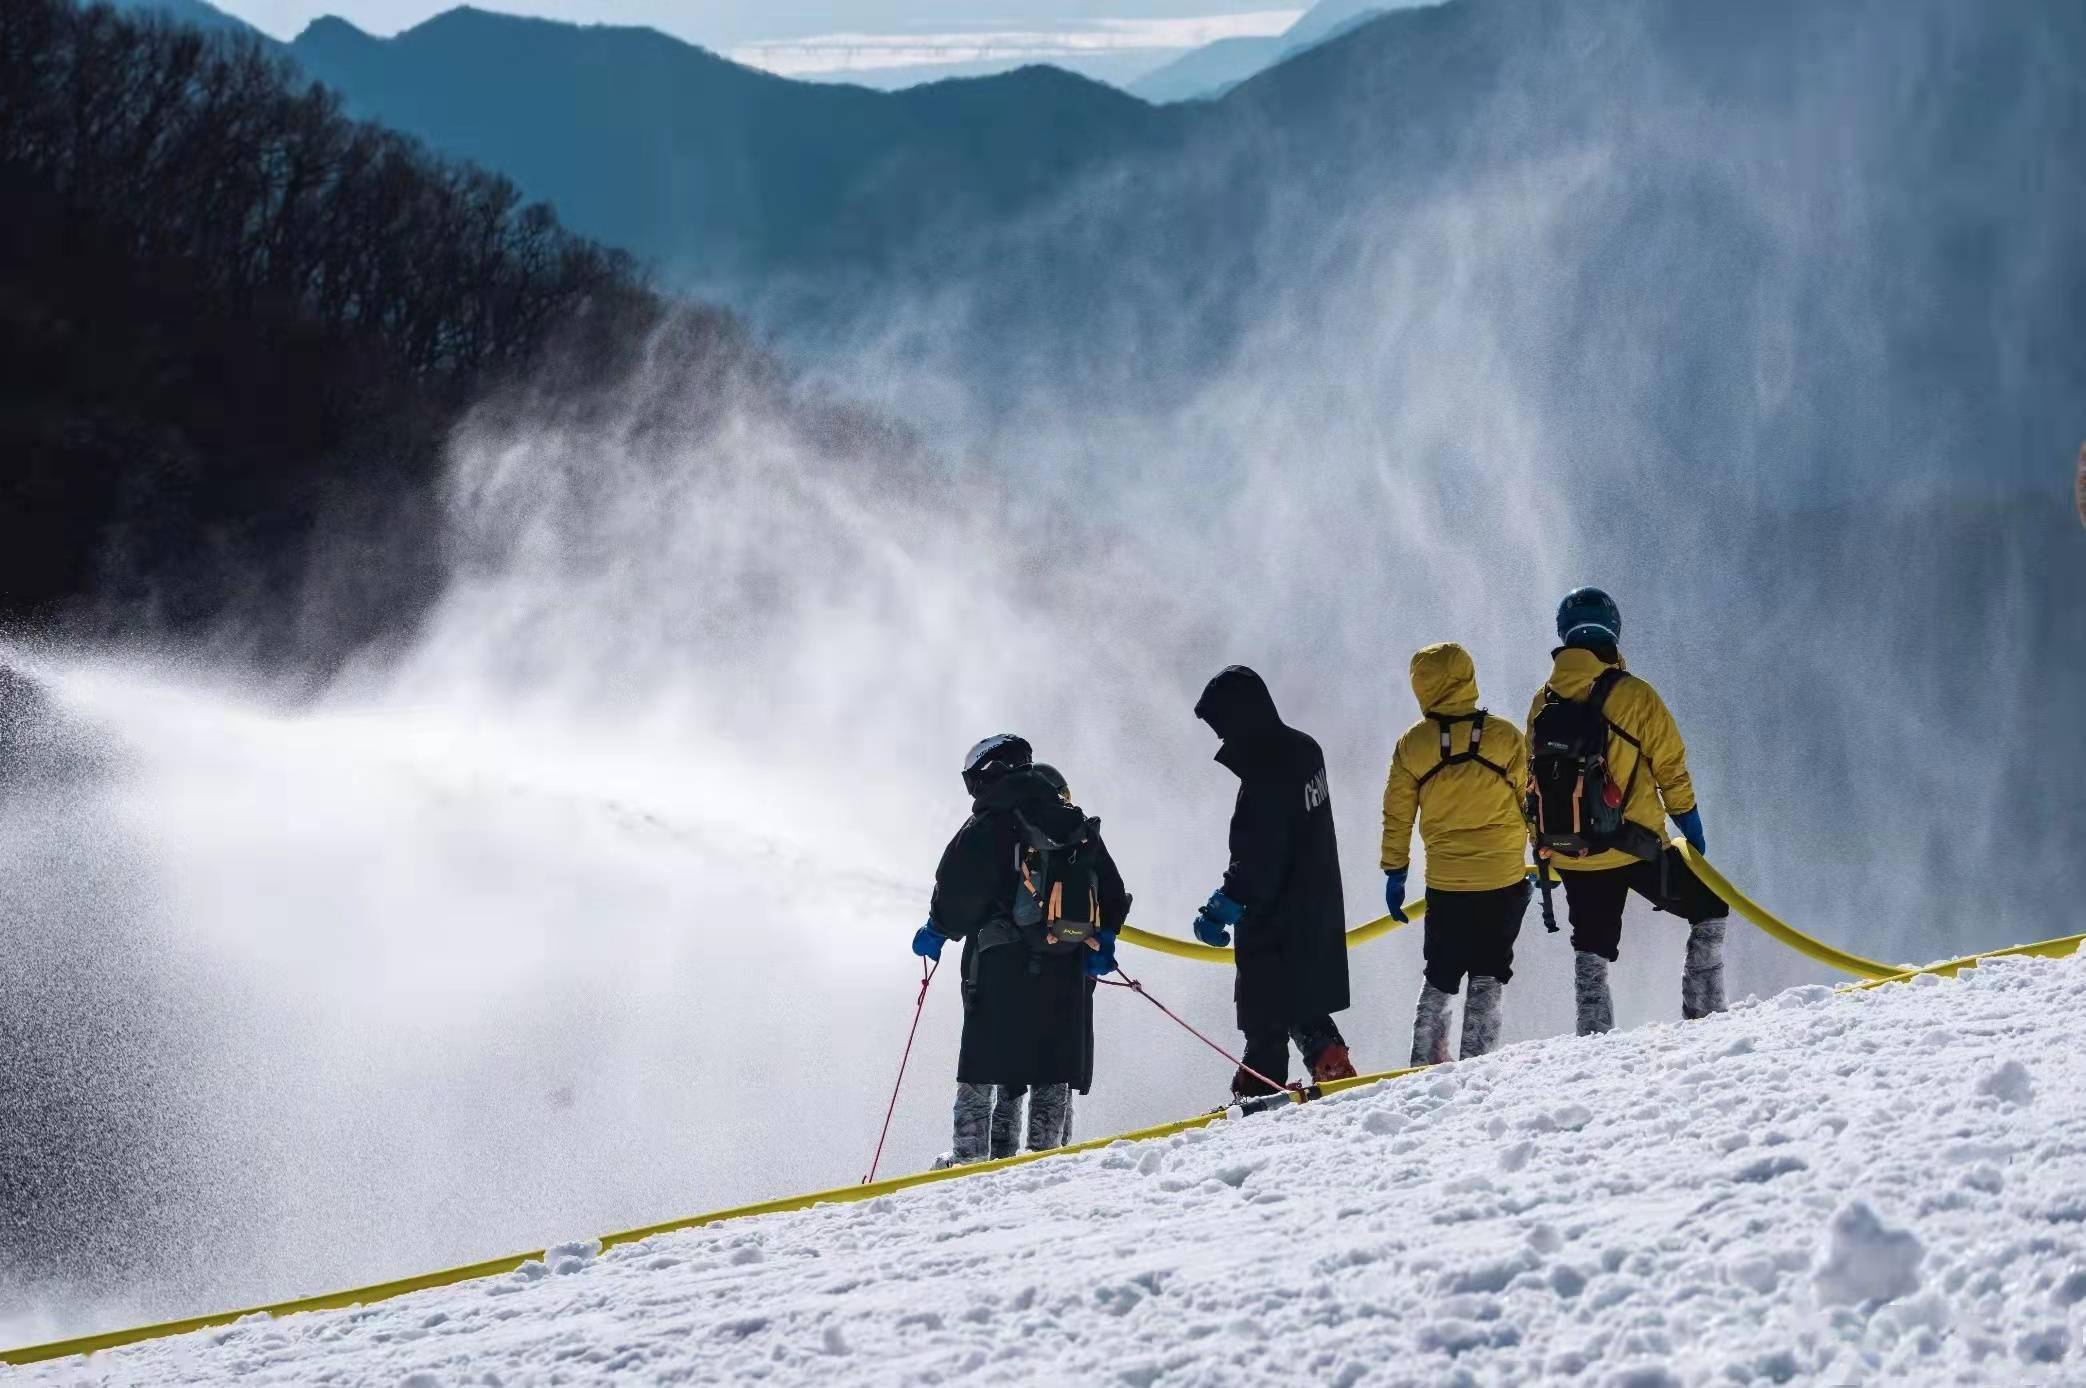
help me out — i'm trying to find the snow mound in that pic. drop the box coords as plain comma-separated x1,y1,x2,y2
1813,1201,1923,1306
1979,1058,2036,1107
22,951,2086,1385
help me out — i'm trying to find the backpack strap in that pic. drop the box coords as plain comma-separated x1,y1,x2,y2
1587,667,1648,806
1588,668,1639,747
1414,710,1513,790
1010,808,1048,915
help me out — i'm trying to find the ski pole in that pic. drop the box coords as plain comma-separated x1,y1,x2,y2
1099,968,1295,1099
862,957,937,1185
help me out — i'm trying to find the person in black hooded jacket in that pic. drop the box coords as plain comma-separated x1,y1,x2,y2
913,735,1131,1166
1191,666,1357,1095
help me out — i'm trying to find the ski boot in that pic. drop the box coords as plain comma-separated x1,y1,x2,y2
1460,977,1503,1058
1310,1041,1357,1083
1411,982,1454,1065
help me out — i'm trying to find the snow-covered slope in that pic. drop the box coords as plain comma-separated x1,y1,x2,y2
25,953,2086,1384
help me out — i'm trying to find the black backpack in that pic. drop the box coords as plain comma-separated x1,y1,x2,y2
1527,669,1660,863
1010,810,1105,955
1415,710,1515,796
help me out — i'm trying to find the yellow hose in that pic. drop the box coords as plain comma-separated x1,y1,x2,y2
1847,934,2086,990
1665,839,1901,979
1123,842,2078,996
0,1065,1423,1367
1671,838,2086,987
1663,839,2086,985
1118,900,1424,963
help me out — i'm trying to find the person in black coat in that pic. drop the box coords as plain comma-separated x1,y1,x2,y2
1191,667,1357,1096
913,735,1131,1165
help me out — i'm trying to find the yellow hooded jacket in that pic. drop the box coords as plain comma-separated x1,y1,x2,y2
1523,646,1698,873
1380,643,1531,892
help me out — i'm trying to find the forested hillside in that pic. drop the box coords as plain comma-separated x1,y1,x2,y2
0,1,903,662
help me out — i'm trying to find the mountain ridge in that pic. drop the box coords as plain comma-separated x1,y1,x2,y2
1132,0,1408,101
102,0,257,38
285,4,1185,286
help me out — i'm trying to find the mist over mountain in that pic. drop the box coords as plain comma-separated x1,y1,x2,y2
45,0,2086,942
280,0,2085,498
278,0,2086,965
814,0,2086,491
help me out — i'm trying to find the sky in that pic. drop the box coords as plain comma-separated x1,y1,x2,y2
207,0,1304,50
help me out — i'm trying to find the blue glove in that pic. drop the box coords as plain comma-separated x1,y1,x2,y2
1192,891,1244,948
1383,869,1409,924
912,921,948,961
1084,928,1119,978
1672,808,1706,855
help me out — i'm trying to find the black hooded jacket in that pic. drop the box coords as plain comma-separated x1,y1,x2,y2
1195,667,1351,1033
929,766,1131,1088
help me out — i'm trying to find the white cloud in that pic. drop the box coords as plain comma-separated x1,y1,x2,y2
730,10,1301,77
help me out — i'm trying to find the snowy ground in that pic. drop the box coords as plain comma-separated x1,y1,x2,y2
21,949,2086,1386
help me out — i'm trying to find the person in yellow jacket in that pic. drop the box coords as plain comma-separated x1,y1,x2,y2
1524,588,1729,1035
1381,642,1532,1064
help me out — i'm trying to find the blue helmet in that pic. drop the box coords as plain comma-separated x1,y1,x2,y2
1556,587,1621,646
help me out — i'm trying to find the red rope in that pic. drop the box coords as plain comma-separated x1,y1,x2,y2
1098,968,1298,1101
862,958,937,1185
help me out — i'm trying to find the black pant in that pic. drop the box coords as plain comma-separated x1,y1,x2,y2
1238,1014,1344,1094
1422,880,1531,993
1557,846,1729,962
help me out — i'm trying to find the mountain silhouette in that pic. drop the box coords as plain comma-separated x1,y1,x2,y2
104,0,260,38
289,8,1186,287
1131,0,1404,103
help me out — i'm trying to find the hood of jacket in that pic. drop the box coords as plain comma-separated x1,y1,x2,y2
972,767,1086,838
1409,642,1480,716
1195,665,1282,751
1545,644,1628,700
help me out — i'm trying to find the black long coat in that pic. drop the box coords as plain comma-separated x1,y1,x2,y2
1195,667,1352,1034
929,768,1131,1090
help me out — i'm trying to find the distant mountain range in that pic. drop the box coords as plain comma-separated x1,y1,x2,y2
96,0,1420,282
1130,0,1417,102
95,0,1343,96
284,8,1190,287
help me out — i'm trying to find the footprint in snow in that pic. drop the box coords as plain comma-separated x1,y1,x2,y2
1729,1153,1808,1184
